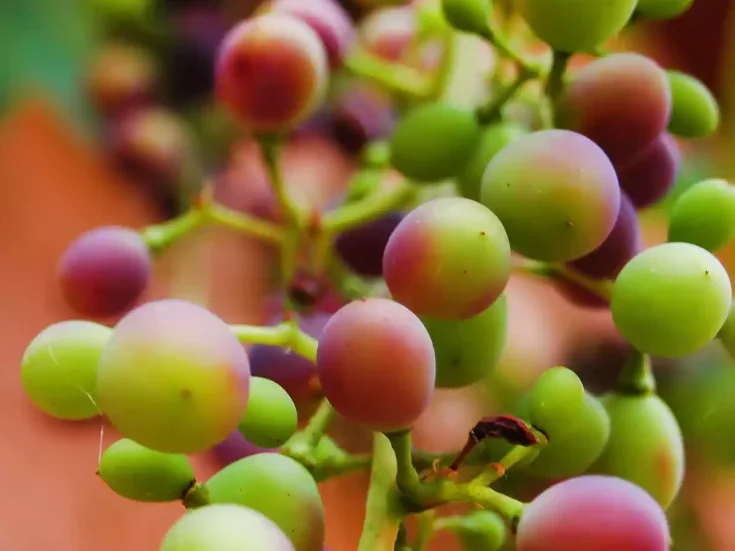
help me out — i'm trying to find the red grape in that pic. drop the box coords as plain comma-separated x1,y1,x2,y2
335,211,404,278
616,133,681,209
516,475,671,551
556,54,671,165
316,298,436,432
211,430,277,467
58,226,151,318
215,13,329,132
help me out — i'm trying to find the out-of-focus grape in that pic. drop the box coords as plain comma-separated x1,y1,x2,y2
329,82,397,155
616,133,680,209
719,303,735,360
636,0,693,19
238,377,298,448
334,211,404,278
666,71,720,138
358,5,415,62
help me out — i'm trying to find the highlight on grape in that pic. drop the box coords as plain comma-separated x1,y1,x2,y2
19,0,735,550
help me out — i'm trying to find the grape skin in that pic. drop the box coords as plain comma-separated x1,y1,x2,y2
636,0,693,20
238,377,298,448
616,133,681,209
666,71,720,138
719,303,735,360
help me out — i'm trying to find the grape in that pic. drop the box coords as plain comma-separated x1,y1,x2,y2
334,212,404,278
316,298,436,432
668,179,735,252
211,430,277,466
516,475,671,551
21,321,111,420
636,0,693,20
97,299,251,454
58,227,151,319
556,54,671,164
270,0,355,69
160,504,296,551
616,133,681,209
481,130,620,262
215,13,329,132
442,511,507,551
516,0,636,54
390,103,482,183
359,5,415,62
611,243,732,358
329,82,397,155
206,454,324,551
420,293,508,388
238,377,298,448
88,42,155,116
528,366,585,438
441,0,492,36
383,197,511,319
594,393,684,509
456,122,527,202
98,438,195,502
719,303,735,359
666,71,720,138
568,191,641,279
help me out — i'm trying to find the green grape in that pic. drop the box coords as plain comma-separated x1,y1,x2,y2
441,0,492,36
238,377,298,448
718,303,735,359
21,321,111,420
516,0,637,53
205,454,324,551
421,293,508,388
668,179,735,252
160,504,296,551
456,123,527,201
441,511,507,551
98,438,195,502
636,0,692,19
667,71,720,138
594,393,684,509
528,366,586,438
390,103,482,183
611,243,732,358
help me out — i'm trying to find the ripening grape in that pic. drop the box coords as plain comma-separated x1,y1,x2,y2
97,299,251,454
421,293,507,388
383,197,511,319
160,504,296,551
528,366,585,437
569,191,641,279
215,14,328,132
269,0,355,69
556,54,671,164
238,377,297,448
481,130,620,262
58,226,151,318
636,0,693,20
88,42,155,116
21,321,111,420
206,454,324,551
594,393,684,509
456,122,527,202
516,0,637,53
611,243,732,358
516,475,671,551
390,103,482,183
98,438,195,502
666,71,720,138
316,298,436,432
719,303,735,359
335,212,404,278
668,179,735,252
616,133,681,209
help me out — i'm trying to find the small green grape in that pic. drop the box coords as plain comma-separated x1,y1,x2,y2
441,511,507,551
98,438,195,502
238,377,298,448
611,243,732,358
21,321,111,420
718,303,735,359
441,0,492,36
636,0,693,21
528,366,586,438
667,71,720,138
390,103,482,183
668,179,735,252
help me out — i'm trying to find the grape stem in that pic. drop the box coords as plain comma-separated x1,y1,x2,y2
477,22,544,78
470,434,547,488
182,481,211,510
475,67,536,124
544,50,570,101
282,399,336,461
229,321,318,362
511,257,613,302
616,349,656,395
345,49,435,99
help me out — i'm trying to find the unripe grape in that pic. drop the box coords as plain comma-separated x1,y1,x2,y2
383,197,511,319
667,71,720,138
98,438,195,502
668,179,735,252
528,366,585,436
58,226,151,319
611,243,732,358
97,299,251,454
636,0,693,21
206,454,324,551
21,321,111,420
481,130,620,262
516,475,671,551
215,14,329,133
595,393,684,509
238,377,297,448
441,0,492,36
317,298,436,432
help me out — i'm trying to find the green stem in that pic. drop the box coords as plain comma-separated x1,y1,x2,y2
544,50,570,101
345,50,434,99
358,433,405,551
285,399,336,452
512,258,613,302
475,68,535,124
470,441,544,487
616,349,656,395
229,322,318,362
141,208,207,253
206,204,284,245
430,29,460,102
258,136,301,227
182,481,210,509
478,23,543,77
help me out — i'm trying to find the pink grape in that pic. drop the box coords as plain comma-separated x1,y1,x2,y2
358,6,415,62
383,197,511,319
516,475,671,551
316,298,436,432
617,133,681,209
211,430,276,467
215,13,329,132
97,299,251,454
556,53,671,165
58,226,151,318
335,212,404,278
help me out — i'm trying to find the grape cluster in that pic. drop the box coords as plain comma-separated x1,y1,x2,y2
20,0,735,550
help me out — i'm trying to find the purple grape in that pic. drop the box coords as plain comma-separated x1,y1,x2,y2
335,211,404,277
617,133,681,209
329,82,397,154
211,430,277,467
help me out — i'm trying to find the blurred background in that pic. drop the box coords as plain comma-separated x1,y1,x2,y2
1,0,735,550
